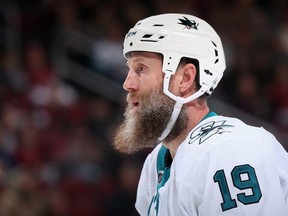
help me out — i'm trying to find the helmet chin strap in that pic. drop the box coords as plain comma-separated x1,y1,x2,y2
158,72,207,142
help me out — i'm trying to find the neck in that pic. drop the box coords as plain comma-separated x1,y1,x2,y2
163,101,210,158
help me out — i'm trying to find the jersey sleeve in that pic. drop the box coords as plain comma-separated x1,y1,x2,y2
178,135,288,216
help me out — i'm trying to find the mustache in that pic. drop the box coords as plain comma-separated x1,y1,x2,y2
126,93,132,102
126,92,139,102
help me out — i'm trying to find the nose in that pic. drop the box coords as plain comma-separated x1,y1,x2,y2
123,71,138,92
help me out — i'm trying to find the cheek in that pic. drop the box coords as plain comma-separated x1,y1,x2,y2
141,78,162,93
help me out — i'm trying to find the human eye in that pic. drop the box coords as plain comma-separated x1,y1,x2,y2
136,64,147,74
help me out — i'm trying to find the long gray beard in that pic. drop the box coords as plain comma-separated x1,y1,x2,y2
113,87,188,154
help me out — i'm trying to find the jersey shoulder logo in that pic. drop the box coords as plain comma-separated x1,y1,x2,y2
189,120,234,145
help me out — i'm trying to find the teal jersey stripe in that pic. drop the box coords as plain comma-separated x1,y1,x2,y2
201,111,218,121
156,145,170,191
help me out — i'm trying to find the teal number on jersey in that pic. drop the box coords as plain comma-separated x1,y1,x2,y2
232,164,262,205
213,164,262,211
213,169,237,211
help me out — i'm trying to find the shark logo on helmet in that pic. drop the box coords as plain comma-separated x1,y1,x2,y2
178,16,199,30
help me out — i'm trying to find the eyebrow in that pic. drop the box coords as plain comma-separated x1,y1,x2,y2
126,57,146,67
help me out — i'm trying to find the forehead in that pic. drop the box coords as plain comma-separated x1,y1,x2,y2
126,52,162,65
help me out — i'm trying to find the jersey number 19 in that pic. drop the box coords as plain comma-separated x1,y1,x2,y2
213,164,262,211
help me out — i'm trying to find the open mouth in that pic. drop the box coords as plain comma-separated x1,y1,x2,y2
129,101,139,113
126,95,140,113
133,102,139,107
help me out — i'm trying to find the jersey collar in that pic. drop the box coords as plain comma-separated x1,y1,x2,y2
201,111,218,122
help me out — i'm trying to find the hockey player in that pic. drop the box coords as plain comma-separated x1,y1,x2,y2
113,13,288,216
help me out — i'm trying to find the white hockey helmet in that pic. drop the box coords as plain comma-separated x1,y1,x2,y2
123,13,226,141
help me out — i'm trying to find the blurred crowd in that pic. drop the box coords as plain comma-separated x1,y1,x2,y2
0,0,288,215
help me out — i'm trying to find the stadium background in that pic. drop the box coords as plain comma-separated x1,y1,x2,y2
0,0,288,215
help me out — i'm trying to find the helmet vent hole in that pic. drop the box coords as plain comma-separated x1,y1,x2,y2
211,41,217,47
130,42,133,46
143,34,153,38
153,24,164,26
214,59,219,64
214,49,218,57
159,36,165,39
204,69,213,76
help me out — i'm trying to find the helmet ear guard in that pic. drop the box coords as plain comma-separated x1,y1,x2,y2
162,52,182,76
162,52,182,101
123,13,226,141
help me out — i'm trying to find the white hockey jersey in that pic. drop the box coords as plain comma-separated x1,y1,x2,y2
135,112,288,216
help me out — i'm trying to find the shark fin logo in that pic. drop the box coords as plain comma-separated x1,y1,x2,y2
178,16,199,30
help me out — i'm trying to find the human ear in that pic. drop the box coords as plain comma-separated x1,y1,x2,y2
179,63,197,95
